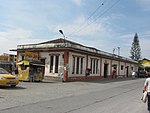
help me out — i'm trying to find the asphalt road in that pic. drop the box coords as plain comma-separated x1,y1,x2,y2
0,78,148,113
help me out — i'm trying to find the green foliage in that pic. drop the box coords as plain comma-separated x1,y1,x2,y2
130,33,141,61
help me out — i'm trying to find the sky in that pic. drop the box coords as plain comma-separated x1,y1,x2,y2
0,0,150,59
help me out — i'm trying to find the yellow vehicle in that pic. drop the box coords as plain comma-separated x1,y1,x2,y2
0,68,19,87
18,60,44,82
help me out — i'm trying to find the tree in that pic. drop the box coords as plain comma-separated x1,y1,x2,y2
130,33,141,61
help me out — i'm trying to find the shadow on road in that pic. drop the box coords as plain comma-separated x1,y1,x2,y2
80,77,143,84
0,86,26,90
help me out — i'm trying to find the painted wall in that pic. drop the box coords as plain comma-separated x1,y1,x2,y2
17,51,138,80
119,62,126,76
40,52,64,77
87,55,101,76
18,52,25,61
69,52,86,77
112,60,119,75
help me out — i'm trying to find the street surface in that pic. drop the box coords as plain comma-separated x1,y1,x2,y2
0,78,147,113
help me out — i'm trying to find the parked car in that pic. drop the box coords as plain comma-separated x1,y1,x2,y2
0,68,19,87
137,70,146,78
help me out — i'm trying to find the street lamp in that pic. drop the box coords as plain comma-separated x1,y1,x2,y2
59,30,67,47
59,30,66,39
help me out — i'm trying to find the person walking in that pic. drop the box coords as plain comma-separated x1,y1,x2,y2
132,71,136,79
29,66,34,82
112,68,116,79
143,77,150,113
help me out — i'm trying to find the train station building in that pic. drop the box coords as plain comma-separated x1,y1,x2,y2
16,38,138,82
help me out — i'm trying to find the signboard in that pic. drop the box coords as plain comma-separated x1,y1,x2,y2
0,56,9,61
25,51,38,60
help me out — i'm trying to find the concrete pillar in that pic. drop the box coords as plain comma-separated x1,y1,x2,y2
63,51,69,82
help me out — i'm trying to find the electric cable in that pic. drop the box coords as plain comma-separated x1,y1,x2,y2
69,0,122,37
69,0,106,36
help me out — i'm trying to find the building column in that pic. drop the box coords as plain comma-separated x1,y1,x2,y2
64,51,69,82
110,59,112,79
86,55,88,69
100,57,102,79
118,60,120,76
53,56,56,73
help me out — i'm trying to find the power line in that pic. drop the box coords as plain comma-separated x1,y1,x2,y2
92,0,122,24
69,0,122,37
86,0,106,20
69,0,106,36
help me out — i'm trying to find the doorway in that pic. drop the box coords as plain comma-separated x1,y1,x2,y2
126,66,129,77
40,58,46,79
104,63,108,78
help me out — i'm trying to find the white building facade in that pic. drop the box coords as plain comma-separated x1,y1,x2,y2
17,38,138,82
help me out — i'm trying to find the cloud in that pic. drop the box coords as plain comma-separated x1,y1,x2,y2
48,15,125,54
140,31,150,38
136,0,150,11
119,32,150,59
50,15,113,37
0,28,32,39
0,27,44,55
72,0,85,6
140,39,150,58
139,32,150,58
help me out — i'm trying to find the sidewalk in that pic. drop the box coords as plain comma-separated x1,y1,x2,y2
42,76,137,83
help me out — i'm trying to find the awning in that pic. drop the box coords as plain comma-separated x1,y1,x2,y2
31,63,45,66
142,62,150,67
18,61,29,65
143,64,150,67
18,60,44,66
17,62,23,65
